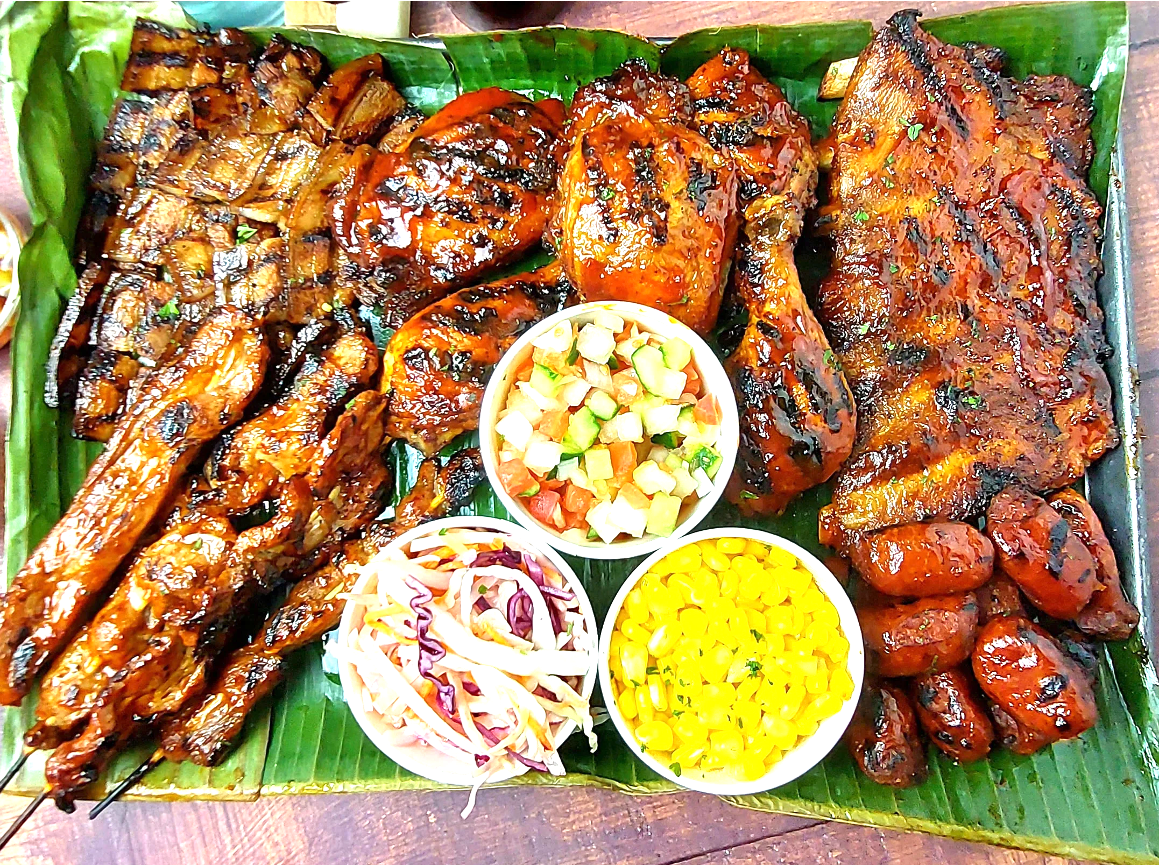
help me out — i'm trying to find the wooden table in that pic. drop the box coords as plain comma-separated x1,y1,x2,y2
0,2,1155,863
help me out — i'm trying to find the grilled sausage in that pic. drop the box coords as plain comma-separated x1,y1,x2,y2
985,486,1098,619
977,571,1026,623
846,522,994,597
1048,488,1139,640
972,616,1098,741
911,667,993,763
860,592,979,677
988,700,1053,755
847,682,927,787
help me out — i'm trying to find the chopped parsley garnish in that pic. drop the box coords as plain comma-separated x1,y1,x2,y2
156,299,180,322
886,153,895,165
961,393,985,410
598,185,615,201
750,628,764,642
739,491,758,500
477,584,487,594
745,658,763,678
645,665,659,676
236,225,258,244
823,348,835,367
853,209,870,222
669,762,682,777
907,123,923,140
191,538,202,551
889,263,900,274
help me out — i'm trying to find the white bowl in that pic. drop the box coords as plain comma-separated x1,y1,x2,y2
597,527,865,796
479,301,739,560
336,516,599,787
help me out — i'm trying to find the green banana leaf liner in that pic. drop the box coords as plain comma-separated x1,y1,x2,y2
0,2,1154,861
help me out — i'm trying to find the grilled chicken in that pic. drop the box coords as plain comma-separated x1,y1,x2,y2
329,87,566,327
817,12,1117,531
27,331,387,806
549,60,738,335
382,263,571,455
160,449,485,766
688,49,856,513
0,307,269,706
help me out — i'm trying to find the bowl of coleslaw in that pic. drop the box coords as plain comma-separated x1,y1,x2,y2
332,516,599,813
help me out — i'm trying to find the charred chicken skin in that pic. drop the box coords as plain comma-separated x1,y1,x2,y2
548,59,738,336
381,263,571,455
818,11,1117,532
27,331,387,807
687,49,855,513
160,449,484,766
0,307,268,706
329,88,566,327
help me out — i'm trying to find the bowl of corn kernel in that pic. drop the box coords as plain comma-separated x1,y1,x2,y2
598,528,864,794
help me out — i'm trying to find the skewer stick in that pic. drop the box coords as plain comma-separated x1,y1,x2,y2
88,751,163,819
0,748,31,794
0,788,47,850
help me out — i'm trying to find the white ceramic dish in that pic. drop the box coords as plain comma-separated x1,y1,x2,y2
597,527,865,796
335,516,600,788
479,301,739,561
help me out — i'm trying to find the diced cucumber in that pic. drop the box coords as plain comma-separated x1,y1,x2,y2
663,452,683,473
495,410,534,452
661,337,692,372
651,431,680,449
557,457,579,478
562,406,601,454
524,440,564,475
643,403,681,435
530,363,563,396
559,377,591,407
608,490,648,538
687,445,723,478
518,482,540,498
677,405,699,439
646,491,682,536
565,339,580,365
632,460,677,496
576,323,616,365
633,345,688,399
517,381,563,413
587,390,619,420
599,411,643,444
532,321,574,353
584,447,614,481
593,310,624,333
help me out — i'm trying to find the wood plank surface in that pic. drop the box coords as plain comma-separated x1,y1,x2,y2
0,2,1155,864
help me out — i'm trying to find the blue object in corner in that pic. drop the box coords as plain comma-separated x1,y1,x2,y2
178,1,285,28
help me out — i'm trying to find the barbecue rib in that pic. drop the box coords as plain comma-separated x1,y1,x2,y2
687,49,856,514
26,331,388,806
382,263,571,455
160,449,485,766
818,11,1116,531
0,307,268,706
548,60,738,336
328,88,566,327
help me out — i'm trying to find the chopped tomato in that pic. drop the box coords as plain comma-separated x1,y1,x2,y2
498,458,539,497
514,358,535,383
563,483,595,515
541,477,565,493
681,361,701,394
609,440,637,481
539,408,569,441
618,482,650,511
527,489,565,529
611,370,641,404
563,508,589,531
694,393,722,426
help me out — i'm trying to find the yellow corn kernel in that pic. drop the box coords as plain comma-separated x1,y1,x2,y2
647,674,669,712
735,555,761,577
674,665,704,699
781,567,811,596
625,588,650,623
701,704,732,729
717,569,741,599
730,611,755,648
808,692,843,720
648,621,680,657
789,606,805,634
635,719,675,751
815,603,840,629
709,728,744,761
793,654,820,679
830,666,855,700
822,633,850,663
703,681,737,709
668,546,702,574
736,675,761,702
766,605,794,633
762,631,786,655
709,622,738,651
648,581,684,619
779,683,806,720
716,536,747,555
765,546,798,569
669,572,697,605
738,570,764,603
746,734,777,763
621,643,648,685
703,644,734,683
621,620,653,646
760,573,789,606
689,568,720,605
609,633,627,667
798,586,825,612
745,539,769,559
674,714,709,745
740,753,768,781
672,743,706,769
804,668,829,694
735,700,762,732
744,608,765,632
635,686,656,723
678,607,709,638
792,715,820,739
616,687,637,721
757,681,787,710
805,621,834,647
703,549,731,573
700,753,726,773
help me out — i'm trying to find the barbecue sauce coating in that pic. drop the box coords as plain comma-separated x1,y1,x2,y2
860,592,979,677
985,486,1098,619
976,572,1026,623
1048,488,1139,640
846,522,994,597
972,616,1098,741
988,700,1053,755
847,682,927,787
912,666,994,763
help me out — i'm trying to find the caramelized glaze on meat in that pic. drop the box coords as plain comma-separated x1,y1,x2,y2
847,681,927,787
160,449,484,766
382,263,570,455
1049,488,1139,639
329,88,565,326
818,12,1117,531
687,49,855,513
912,666,994,763
860,591,979,677
0,308,268,706
549,60,738,335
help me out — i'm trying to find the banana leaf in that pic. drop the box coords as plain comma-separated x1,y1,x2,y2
1,2,1155,861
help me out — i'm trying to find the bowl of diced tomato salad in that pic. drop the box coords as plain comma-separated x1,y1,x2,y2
480,301,738,560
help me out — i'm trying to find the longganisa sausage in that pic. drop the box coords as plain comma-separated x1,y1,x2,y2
846,681,928,787
859,592,979,677
976,570,1026,623
911,666,994,763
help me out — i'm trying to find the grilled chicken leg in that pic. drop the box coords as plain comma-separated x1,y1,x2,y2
688,49,856,514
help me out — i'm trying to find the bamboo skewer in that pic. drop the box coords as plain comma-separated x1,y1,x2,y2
0,788,48,851
0,748,32,794
88,751,163,819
